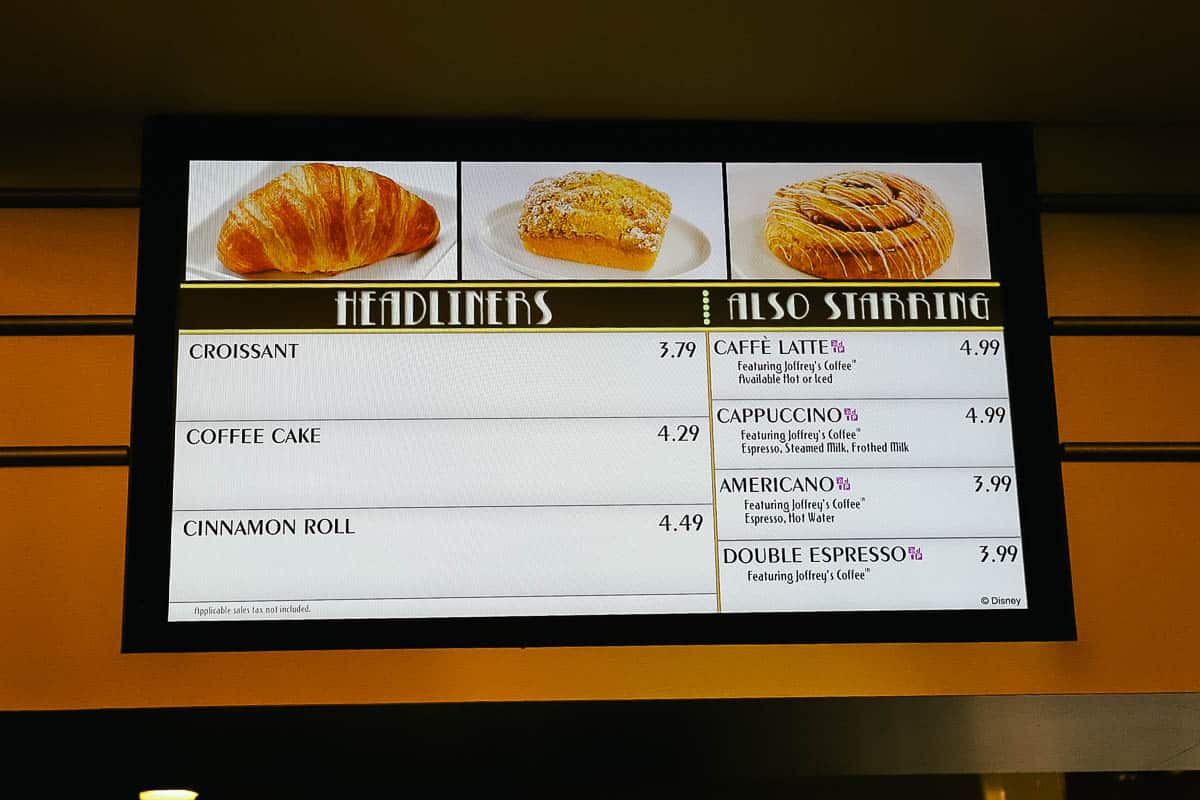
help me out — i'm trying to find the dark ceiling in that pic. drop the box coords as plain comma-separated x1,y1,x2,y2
5,1,1199,121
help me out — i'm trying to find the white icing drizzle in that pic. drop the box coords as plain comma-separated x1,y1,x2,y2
764,171,954,279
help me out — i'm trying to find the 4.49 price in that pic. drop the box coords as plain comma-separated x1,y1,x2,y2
659,513,704,533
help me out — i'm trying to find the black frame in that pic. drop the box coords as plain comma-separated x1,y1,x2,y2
123,116,1075,651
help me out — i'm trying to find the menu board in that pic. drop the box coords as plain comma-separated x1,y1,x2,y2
123,119,1074,650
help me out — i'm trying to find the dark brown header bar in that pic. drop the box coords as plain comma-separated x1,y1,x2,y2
178,282,1004,331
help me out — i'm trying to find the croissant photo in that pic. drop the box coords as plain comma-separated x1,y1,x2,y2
216,163,441,276
765,171,954,280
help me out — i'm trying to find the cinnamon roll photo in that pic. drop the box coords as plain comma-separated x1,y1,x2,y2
725,164,992,280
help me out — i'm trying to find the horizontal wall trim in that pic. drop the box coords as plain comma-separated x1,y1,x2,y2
1050,316,1200,335
1061,442,1200,462
0,315,135,335
0,446,129,467
1039,193,1200,213
0,188,141,208
3,444,1199,467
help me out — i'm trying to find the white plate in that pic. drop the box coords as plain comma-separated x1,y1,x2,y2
479,201,711,280
185,162,457,282
730,212,816,280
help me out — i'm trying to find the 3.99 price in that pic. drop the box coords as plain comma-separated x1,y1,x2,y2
973,474,1013,492
979,544,1019,563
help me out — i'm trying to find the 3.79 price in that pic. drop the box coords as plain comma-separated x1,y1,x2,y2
659,341,698,358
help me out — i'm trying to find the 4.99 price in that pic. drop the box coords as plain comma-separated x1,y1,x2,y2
965,406,1006,424
960,338,1001,356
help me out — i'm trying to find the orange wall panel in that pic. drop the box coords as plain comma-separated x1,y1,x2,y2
0,209,138,316
0,336,132,446
1042,215,1200,317
1052,337,1200,442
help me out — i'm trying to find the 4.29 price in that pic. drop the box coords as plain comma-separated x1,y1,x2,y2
658,424,700,442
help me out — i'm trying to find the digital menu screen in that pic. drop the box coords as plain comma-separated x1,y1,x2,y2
123,120,1074,650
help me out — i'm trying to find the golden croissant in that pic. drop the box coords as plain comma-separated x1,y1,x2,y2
217,163,440,274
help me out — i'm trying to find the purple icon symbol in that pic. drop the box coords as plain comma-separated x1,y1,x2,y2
830,339,845,353
843,407,859,421
908,546,924,561
836,476,851,490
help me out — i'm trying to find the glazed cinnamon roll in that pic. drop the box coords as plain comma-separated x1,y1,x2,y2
765,171,954,279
